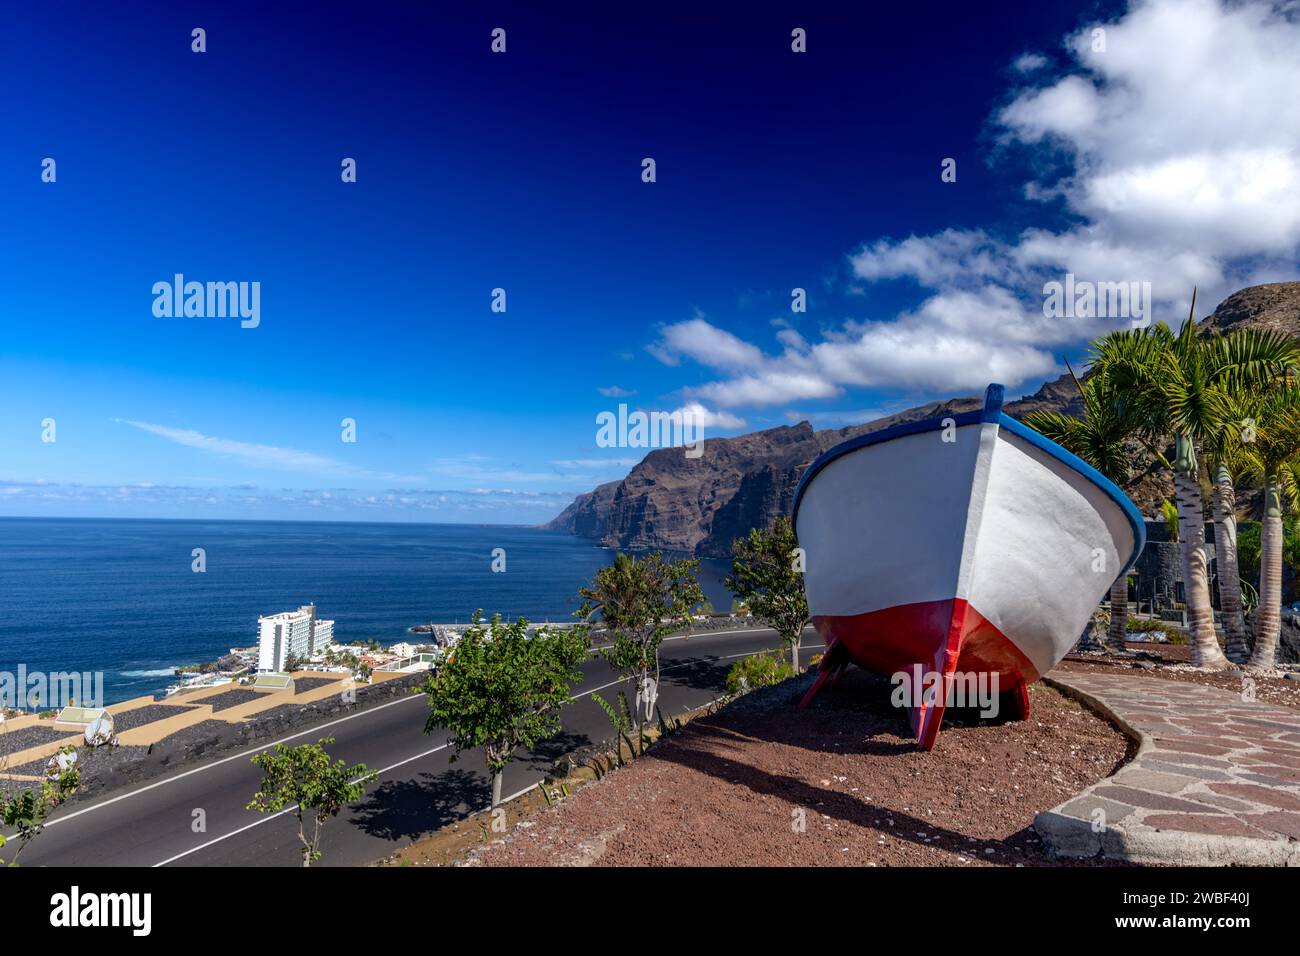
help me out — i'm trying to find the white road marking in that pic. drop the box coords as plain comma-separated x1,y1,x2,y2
18,628,785,836
152,641,823,866
0,625,811,857
151,740,454,867
5,691,431,836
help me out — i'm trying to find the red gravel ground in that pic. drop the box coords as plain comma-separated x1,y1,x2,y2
468,669,1133,867
1059,643,1300,711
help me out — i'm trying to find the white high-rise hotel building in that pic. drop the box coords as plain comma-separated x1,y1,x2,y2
257,604,334,672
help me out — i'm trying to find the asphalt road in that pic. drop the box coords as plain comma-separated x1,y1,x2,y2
16,626,819,867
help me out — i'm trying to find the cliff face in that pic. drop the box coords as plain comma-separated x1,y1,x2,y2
546,282,1300,558
545,422,819,555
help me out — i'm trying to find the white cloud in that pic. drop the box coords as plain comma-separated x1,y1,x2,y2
850,229,1009,288
674,402,747,430
116,420,408,481
0,478,575,516
1000,0,1300,264
597,385,637,398
651,289,1069,405
649,315,766,369
655,0,1300,407
998,74,1101,143
1013,52,1050,73
689,367,841,408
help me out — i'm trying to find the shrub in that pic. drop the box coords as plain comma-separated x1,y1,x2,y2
726,650,794,696
1125,616,1186,645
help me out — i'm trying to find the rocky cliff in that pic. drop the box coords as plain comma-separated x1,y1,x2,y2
546,282,1300,558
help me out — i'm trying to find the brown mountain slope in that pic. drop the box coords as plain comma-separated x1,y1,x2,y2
545,282,1300,558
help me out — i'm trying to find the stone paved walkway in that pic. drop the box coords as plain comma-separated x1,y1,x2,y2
1036,670,1300,865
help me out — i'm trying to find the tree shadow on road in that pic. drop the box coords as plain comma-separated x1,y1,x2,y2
659,656,732,693
347,766,486,843
521,729,593,770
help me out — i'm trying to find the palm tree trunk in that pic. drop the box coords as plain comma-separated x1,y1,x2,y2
1249,475,1283,671
1206,465,1248,660
1106,577,1128,652
1175,472,1227,668
1212,464,1249,662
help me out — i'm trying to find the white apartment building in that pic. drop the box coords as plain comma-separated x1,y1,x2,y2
256,604,335,672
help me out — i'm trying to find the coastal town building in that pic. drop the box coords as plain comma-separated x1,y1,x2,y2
256,604,334,672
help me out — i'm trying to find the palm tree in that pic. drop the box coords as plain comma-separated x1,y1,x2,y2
1025,365,1139,652
1203,407,1254,662
1088,291,1297,669
1239,385,1300,671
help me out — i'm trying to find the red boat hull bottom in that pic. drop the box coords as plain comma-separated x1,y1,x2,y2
800,599,1039,749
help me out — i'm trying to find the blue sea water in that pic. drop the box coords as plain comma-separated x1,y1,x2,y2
0,517,734,705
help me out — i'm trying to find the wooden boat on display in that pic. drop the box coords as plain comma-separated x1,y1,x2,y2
792,383,1145,749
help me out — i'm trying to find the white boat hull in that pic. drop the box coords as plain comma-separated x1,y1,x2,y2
792,384,1144,748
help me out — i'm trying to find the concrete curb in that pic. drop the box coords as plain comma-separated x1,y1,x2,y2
1036,672,1300,866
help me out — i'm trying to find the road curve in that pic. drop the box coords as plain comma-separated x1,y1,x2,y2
17,627,819,867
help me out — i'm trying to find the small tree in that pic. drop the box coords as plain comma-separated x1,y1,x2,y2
247,737,376,867
421,614,587,808
578,552,703,737
725,517,812,670
0,747,80,866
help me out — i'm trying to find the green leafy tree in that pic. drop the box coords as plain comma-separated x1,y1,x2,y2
0,747,80,866
1025,366,1140,652
247,737,376,867
1089,298,1297,669
421,614,587,807
725,516,812,669
578,552,703,737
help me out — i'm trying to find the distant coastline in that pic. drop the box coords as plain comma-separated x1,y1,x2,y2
0,517,736,705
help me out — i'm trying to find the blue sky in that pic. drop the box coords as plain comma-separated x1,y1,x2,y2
4,0,1299,523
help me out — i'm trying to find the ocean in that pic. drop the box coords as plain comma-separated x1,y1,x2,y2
0,517,735,705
